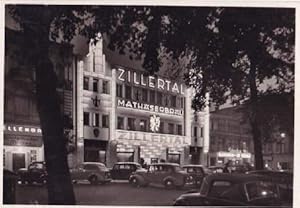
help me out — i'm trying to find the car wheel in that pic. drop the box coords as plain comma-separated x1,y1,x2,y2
130,177,140,188
164,179,174,189
89,175,98,185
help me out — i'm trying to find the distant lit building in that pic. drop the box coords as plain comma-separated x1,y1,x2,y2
208,106,254,166
4,28,75,171
73,37,210,167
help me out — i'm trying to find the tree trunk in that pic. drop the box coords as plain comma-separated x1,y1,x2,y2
249,61,264,170
35,48,76,204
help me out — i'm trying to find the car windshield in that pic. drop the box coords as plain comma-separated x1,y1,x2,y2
29,163,43,170
245,181,279,201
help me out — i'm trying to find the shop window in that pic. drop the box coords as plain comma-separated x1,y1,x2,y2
157,92,163,105
171,95,176,108
116,84,123,97
102,80,110,94
84,112,90,126
30,150,37,163
142,88,148,102
140,119,147,131
128,118,136,131
168,123,174,134
93,78,98,92
102,115,109,128
125,85,132,99
177,124,182,135
117,117,124,129
167,153,180,164
117,152,134,162
93,113,99,127
84,76,89,90
164,94,169,107
149,90,155,103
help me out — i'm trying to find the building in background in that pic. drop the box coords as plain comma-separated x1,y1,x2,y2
74,36,210,167
208,106,254,167
4,28,75,171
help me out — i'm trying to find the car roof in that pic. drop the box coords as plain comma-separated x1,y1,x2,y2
182,165,204,168
83,162,105,166
150,163,180,166
115,162,141,165
205,173,269,184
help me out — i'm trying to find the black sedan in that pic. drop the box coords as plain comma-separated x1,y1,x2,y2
174,173,292,207
17,161,47,185
110,162,143,180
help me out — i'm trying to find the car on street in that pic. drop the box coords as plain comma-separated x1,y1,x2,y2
129,163,194,189
70,162,111,185
182,165,209,187
174,173,293,206
110,162,143,180
208,166,223,173
17,161,47,185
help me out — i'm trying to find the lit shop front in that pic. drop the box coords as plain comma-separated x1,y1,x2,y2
3,124,44,172
208,150,252,166
108,67,193,166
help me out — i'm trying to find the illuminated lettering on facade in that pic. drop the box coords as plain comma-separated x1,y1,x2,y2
4,124,42,135
117,99,184,116
115,130,190,146
117,68,185,95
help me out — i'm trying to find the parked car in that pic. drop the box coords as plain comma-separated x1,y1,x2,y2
208,166,223,173
17,161,47,185
70,162,111,185
174,173,292,206
110,162,143,180
182,165,209,187
129,163,194,189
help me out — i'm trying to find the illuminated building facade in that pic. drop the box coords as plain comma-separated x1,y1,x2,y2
75,37,210,167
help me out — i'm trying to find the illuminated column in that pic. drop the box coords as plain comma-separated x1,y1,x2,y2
185,88,192,144
203,92,210,165
76,60,84,165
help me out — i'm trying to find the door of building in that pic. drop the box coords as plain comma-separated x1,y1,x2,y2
12,153,26,172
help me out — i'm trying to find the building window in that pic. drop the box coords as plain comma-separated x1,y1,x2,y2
200,127,204,137
160,122,164,133
102,80,110,94
117,117,124,129
193,127,198,137
133,87,141,101
180,97,185,108
84,76,89,90
177,124,182,135
102,115,109,128
125,85,132,99
93,78,98,92
171,95,176,108
117,84,123,97
128,118,136,131
140,119,147,131
149,90,155,104
157,92,163,105
142,89,148,102
164,94,169,107
168,123,174,134
93,113,99,127
84,112,90,126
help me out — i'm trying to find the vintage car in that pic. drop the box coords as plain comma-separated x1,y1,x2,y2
70,162,111,185
17,161,47,185
208,166,224,173
110,162,143,180
174,173,293,206
129,163,194,189
182,165,210,187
